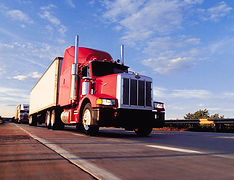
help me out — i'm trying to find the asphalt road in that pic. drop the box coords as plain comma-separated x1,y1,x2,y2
1,121,234,180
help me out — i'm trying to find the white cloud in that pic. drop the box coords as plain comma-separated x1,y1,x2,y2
223,92,234,98
184,0,203,4
0,3,33,26
12,75,28,81
153,87,212,99
31,72,41,78
66,0,75,8
0,41,65,67
153,87,167,99
199,1,232,21
143,56,196,74
39,4,67,36
208,37,234,56
40,10,60,25
21,24,26,28
7,9,34,23
102,0,207,73
142,35,202,73
0,87,29,101
171,89,211,99
10,72,42,81
144,36,200,54
103,0,183,45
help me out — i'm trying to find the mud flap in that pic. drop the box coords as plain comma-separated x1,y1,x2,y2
91,108,99,126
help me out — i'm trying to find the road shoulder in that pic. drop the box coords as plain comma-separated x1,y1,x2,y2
0,122,94,180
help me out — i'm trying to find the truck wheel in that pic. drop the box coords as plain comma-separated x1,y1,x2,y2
134,127,152,137
82,103,99,136
45,111,51,129
29,115,37,126
51,110,64,130
51,110,57,130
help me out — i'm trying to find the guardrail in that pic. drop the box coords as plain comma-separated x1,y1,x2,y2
165,118,234,132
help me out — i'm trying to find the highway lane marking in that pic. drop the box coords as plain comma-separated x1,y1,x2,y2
147,145,234,159
16,124,121,180
216,136,234,139
146,145,202,154
72,133,88,137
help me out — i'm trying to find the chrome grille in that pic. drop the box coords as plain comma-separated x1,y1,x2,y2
122,78,152,107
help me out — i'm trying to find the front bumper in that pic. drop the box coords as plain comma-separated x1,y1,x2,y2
92,108,165,129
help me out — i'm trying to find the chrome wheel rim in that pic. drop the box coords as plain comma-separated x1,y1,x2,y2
83,109,91,130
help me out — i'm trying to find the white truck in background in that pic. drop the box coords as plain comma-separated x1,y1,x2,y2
14,104,29,124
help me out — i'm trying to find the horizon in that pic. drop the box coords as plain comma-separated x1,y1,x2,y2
1,0,234,119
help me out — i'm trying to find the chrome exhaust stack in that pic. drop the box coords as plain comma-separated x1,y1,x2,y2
70,35,79,102
120,44,124,65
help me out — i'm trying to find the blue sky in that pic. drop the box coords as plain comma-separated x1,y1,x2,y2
0,0,234,119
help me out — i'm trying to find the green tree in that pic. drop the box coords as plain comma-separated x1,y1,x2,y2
184,109,224,119
210,113,224,119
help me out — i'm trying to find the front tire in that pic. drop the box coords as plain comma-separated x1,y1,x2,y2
134,127,152,137
82,103,99,136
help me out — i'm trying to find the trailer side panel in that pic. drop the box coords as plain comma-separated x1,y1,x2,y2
29,57,62,115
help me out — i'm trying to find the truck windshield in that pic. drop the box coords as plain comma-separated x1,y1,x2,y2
92,61,128,76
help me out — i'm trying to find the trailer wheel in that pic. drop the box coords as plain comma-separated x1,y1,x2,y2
45,111,51,129
51,110,64,130
134,127,152,137
82,103,99,136
50,110,56,130
29,115,37,126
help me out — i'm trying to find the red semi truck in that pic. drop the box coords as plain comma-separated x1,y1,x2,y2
29,35,165,136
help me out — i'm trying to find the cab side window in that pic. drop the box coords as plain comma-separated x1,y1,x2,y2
81,66,90,77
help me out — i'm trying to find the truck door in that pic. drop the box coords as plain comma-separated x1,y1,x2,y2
81,65,91,95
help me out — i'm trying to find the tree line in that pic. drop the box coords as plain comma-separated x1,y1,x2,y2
184,109,224,119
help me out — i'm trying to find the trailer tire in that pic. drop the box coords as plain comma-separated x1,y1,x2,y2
51,110,64,130
45,111,51,129
29,115,37,126
82,103,99,136
134,127,152,137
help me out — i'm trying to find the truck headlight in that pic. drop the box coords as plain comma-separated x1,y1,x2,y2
153,102,165,110
96,99,116,106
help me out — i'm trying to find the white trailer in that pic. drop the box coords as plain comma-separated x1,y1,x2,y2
15,104,29,123
29,57,62,125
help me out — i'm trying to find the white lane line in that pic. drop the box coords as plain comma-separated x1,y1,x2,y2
72,133,88,137
16,124,121,180
147,145,202,154
147,144,234,159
